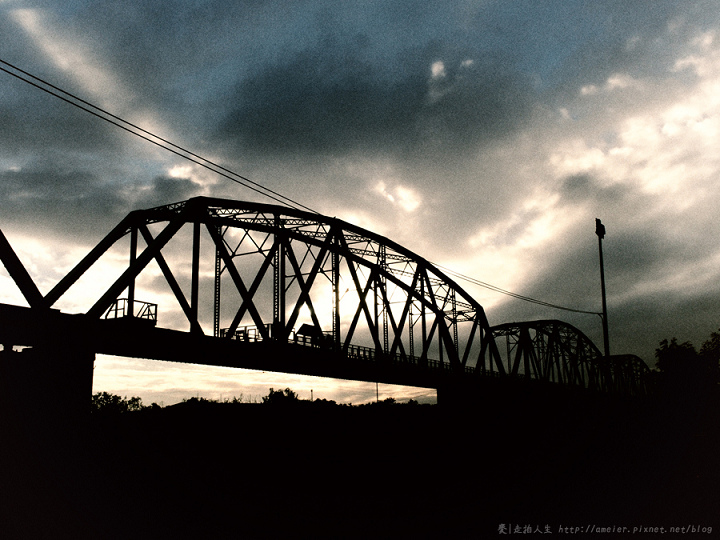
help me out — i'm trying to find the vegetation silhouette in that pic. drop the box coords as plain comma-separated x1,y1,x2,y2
3,330,720,540
261,387,299,405
90,391,145,414
653,330,720,401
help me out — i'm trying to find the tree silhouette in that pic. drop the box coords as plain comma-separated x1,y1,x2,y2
654,337,718,398
698,328,720,387
91,392,144,414
262,387,299,405
655,338,697,373
368,397,397,406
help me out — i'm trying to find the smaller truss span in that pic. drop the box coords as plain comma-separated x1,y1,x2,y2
490,320,651,396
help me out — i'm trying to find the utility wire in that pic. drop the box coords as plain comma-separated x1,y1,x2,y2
435,263,601,315
0,58,318,214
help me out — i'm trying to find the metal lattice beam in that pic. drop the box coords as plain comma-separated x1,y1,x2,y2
37,197,499,375
490,320,651,395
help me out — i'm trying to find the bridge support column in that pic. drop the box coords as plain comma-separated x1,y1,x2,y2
436,375,548,409
1,343,95,421
436,378,485,408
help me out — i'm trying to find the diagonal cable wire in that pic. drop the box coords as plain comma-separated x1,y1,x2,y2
434,262,601,315
0,57,318,214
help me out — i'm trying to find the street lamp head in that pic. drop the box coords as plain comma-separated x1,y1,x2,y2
595,218,606,239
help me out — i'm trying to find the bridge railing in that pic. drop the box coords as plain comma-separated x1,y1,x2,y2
103,298,157,325
220,324,476,375
332,341,475,375
220,325,324,347
220,324,272,342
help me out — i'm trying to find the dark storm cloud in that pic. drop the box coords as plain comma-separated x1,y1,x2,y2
0,164,203,241
509,0,712,95
137,175,205,209
0,167,125,235
559,174,630,206
39,0,331,132
0,80,125,157
607,288,720,362
216,33,533,159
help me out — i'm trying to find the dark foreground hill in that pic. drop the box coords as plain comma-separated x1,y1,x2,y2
1,386,718,539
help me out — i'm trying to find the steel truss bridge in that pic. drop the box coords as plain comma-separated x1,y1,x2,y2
0,197,650,405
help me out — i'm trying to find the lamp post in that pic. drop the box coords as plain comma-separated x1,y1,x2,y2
595,218,610,357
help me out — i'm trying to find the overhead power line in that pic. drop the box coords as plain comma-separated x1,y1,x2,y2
0,57,318,214
435,263,601,316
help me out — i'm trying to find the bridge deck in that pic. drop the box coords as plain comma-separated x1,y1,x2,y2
0,303,471,390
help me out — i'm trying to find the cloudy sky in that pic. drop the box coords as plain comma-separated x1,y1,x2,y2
2,0,720,404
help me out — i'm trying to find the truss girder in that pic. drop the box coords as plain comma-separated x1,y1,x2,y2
36,197,499,374
490,320,650,396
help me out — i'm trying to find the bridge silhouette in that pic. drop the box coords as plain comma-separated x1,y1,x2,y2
0,196,650,409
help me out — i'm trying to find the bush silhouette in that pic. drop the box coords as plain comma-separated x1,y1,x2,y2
90,392,144,414
262,387,299,405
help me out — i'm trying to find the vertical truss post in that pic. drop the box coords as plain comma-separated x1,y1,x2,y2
451,290,458,355
420,273,427,364
332,237,340,351
373,250,380,356
127,225,137,317
191,220,200,328
377,244,388,355
273,215,286,342
408,302,414,358
213,226,222,338
439,326,444,366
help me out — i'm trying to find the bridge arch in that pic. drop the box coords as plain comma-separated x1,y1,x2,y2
490,320,651,395
40,197,503,375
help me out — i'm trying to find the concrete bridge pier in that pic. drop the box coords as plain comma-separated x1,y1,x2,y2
436,377,489,408
436,374,581,412
0,343,94,421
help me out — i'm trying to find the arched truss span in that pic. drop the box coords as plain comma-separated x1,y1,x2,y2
41,197,503,373
490,320,651,395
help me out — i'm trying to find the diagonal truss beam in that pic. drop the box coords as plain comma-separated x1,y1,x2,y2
379,275,408,360
44,214,135,308
87,216,186,319
343,262,382,354
284,229,334,335
387,268,420,360
138,224,203,335
225,241,277,338
0,229,44,309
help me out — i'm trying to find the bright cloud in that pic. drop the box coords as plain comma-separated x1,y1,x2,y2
553,37,720,202
431,60,446,79
374,180,421,212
